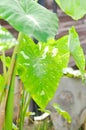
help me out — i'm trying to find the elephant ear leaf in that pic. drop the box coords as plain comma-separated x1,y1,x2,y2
0,0,58,42
68,27,85,79
17,35,69,108
55,0,86,20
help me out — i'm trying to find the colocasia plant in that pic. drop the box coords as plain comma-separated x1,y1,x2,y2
0,0,85,130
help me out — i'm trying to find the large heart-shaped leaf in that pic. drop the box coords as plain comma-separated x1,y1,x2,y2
0,0,58,42
0,25,17,51
17,35,69,108
55,0,86,20
68,27,85,76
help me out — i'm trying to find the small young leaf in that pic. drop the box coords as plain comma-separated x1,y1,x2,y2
68,27,85,80
53,103,72,123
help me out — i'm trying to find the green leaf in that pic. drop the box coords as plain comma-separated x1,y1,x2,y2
55,0,86,20
68,27,85,77
5,56,11,68
25,112,35,117
17,35,69,108
53,103,72,123
1,56,11,69
0,0,58,42
0,25,17,51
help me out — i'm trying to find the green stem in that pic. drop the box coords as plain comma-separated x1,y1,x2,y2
19,87,24,130
23,93,31,120
6,32,22,88
0,42,19,103
19,89,31,130
0,32,23,130
5,32,23,130
5,70,15,130
0,51,6,103
2,50,6,78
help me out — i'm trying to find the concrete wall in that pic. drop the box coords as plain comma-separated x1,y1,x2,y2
48,77,86,130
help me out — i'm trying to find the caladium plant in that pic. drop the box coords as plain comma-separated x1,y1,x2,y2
0,0,85,130
0,0,58,129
